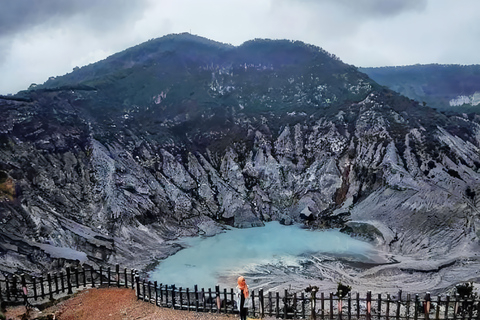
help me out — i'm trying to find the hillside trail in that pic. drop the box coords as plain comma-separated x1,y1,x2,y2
3,287,271,319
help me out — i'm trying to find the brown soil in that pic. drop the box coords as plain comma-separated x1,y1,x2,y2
3,287,267,320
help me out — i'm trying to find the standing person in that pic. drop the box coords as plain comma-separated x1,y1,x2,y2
236,276,250,320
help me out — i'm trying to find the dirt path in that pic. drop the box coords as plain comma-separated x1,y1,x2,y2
4,287,269,319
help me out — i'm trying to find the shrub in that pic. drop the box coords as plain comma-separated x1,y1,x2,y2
336,282,351,298
456,282,476,299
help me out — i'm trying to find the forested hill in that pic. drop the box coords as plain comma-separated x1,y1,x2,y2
360,64,480,114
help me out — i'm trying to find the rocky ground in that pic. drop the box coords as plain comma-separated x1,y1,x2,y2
3,287,272,320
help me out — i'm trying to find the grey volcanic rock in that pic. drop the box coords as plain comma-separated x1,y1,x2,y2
0,34,479,290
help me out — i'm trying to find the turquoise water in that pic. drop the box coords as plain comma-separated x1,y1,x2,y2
149,221,377,289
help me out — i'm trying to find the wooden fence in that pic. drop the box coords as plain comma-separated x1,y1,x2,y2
1,264,480,319
0,264,135,306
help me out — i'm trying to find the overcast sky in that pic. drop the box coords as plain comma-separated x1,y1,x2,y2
1,0,479,95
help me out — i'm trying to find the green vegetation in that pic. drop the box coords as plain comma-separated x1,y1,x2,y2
456,282,476,299
455,282,479,316
22,33,379,150
0,171,7,184
336,282,352,298
360,64,480,114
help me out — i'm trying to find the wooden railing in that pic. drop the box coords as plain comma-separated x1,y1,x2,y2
1,264,480,319
134,281,480,320
0,264,136,306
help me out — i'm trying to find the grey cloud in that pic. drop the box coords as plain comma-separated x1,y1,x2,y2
0,0,150,66
0,0,149,37
280,0,427,18
336,0,428,17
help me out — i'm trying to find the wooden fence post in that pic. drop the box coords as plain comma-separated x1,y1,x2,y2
107,267,111,287
186,287,190,310
47,273,53,300
39,276,45,299
476,297,480,320
252,290,256,317
54,273,60,294
454,294,459,319
172,285,176,309
230,288,234,313
321,292,325,319
66,268,73,294
178,287,182,309
338,291,342,320
444,294,450,320
208,288,213,313
142,280,146,302
223,288,227,314
435,295,441,320
311,287,318,320
32,277,37,301
468,295,474,319
12,276,18,302
195,285,199,312
154,281,159,306
164,284,169,307
21,274,27,305
59,271,65,293
90,265,95,288
260,288,265,318
148,281,152,303
116,264,120,288
330,292,334,320
135,274,140,300
377,293,382,320
406,293,411,320
5,277,11,301
12,276,18,301
414,294,419,320
276,291,280,318
82,267,86,288
386,294,390,320
301,292,306,319
396,290,402,320
293,292,297,319
285,289,288,319
367,291,372,320
356,292,360,320
75,267,79,289
124,268,128,288
99,266,103,286
268,291,273,316
215,285,220,312
159,283,163,307
347,293,351,320
424,292,431,320
130,269,135,290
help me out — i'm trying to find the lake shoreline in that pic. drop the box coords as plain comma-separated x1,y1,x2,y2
140,222,480,296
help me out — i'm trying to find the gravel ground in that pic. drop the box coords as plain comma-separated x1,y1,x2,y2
4,287,271,320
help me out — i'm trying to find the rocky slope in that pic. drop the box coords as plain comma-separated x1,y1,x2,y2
0,34,479,287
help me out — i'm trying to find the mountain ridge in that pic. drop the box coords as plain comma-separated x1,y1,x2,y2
360,64,480,114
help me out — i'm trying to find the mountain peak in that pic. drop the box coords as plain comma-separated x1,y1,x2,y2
30,34,375,135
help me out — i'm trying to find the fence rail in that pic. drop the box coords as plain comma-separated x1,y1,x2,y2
1,265,480,319
0,264,136,305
